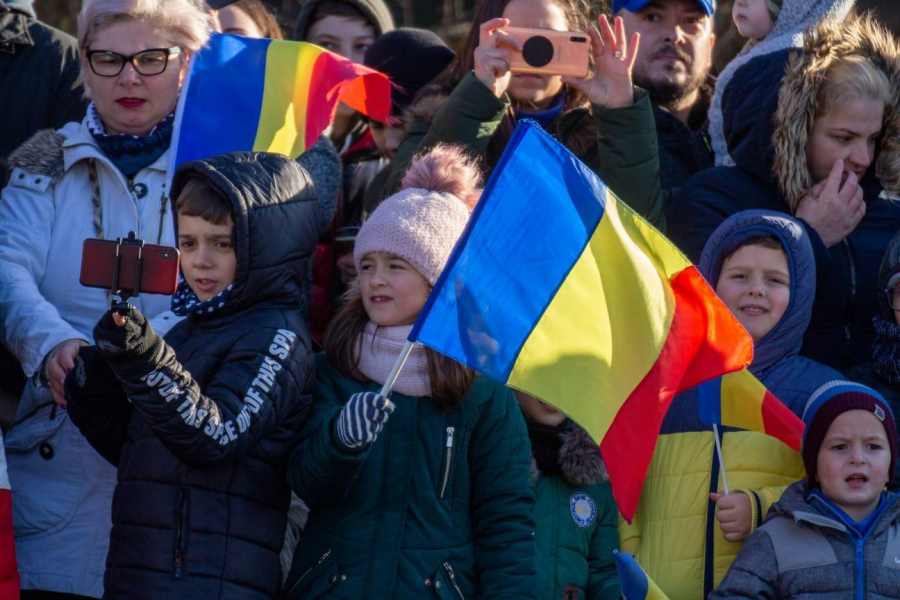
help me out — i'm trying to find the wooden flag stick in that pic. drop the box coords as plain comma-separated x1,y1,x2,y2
712,423,729,494
379,341,416,397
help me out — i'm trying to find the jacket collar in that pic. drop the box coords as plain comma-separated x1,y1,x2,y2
0,7,33,51
61,117,170,175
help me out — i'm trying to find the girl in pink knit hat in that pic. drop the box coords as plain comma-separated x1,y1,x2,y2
282,145,537,599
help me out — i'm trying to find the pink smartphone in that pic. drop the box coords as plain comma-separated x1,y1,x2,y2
504,26,591,78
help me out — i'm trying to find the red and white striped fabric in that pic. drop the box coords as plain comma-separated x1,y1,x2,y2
0,435,19,599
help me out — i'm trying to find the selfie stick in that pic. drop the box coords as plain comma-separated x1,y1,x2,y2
110,231,145,316
379,341,415,397
712,423,730,494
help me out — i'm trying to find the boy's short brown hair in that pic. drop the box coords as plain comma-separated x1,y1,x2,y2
723,235,785,263
175,177,234,226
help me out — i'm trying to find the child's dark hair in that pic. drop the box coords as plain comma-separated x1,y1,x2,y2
229,0,283,39
175,177,234,225
305,1,372,36
724,235,785,262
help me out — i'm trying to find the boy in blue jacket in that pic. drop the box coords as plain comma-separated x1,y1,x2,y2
64,152,320,599
711,382,900,598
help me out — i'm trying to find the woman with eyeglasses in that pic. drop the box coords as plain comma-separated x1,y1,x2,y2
0,1,211,597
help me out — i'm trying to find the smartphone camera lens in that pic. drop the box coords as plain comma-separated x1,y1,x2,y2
158,250,174,259
522,35,554,67
570,36,587,43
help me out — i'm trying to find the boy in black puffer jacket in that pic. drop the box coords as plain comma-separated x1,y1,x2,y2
64,151,320,599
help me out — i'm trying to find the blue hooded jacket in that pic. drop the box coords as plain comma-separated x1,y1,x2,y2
621,211,844,599
668,15,900,373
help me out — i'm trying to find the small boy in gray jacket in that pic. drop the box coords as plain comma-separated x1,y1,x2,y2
710,381,900,599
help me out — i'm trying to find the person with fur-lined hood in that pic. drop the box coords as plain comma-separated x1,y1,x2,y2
669,14,900,374
516,392,621,600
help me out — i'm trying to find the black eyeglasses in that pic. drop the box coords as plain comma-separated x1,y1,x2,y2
885,286,900,310
86,47,182,77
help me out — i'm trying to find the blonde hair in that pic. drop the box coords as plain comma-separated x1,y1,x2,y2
816,55,892,118
78,0,213,52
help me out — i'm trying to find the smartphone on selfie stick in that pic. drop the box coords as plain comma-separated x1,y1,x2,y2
80,232,180,315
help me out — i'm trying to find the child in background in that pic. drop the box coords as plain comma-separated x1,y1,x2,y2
283,146,535,599
849,230,900,486
707,0,853,167
731,0,780,41
210,0,283,38
293,0,395,346
711,382,899,598
64,152,320,599
517,393,621,600
360,27,455,219
621,210,845,599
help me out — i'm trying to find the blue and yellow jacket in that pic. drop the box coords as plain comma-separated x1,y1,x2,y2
620,211,845,599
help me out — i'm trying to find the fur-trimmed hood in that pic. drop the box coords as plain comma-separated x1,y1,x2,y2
530,424,608,487
774,13,900,209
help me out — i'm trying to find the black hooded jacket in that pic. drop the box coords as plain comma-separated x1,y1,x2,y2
66,152,320,599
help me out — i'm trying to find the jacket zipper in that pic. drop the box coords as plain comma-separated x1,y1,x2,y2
174,490,189,578
440,427,455,500
442,562,465,599
285,549,332,597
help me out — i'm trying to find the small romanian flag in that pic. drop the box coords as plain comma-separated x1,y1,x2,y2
170,33,390,170
615,551,669,600
697,369,804,451
408,121,753,521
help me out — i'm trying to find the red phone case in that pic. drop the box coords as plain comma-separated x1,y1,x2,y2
80,238,180,295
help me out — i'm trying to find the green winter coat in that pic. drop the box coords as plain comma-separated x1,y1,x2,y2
531,425,621,600
381,71,665,231
284,354,536,599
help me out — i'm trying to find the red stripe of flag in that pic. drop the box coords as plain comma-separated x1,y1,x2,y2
601,267,753,522
761,391,804,452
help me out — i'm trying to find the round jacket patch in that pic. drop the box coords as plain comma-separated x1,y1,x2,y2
570,492,596,528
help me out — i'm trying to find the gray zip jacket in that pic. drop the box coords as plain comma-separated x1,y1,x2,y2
710,481,900,599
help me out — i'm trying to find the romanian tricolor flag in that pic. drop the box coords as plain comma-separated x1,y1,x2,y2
698,369,804,451
170,33,390,170
615,551,669,600
408,121,753,521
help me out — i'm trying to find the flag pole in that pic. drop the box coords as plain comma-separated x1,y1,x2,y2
379,341,415,397
712,424,729,494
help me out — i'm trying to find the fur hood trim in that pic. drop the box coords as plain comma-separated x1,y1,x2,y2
402,84,450,127
530,424,608,486
8,128,66,182
774,14,900,209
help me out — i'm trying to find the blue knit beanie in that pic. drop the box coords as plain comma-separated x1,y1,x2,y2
802,381,898,485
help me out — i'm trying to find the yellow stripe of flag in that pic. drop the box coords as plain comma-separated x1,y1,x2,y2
507,191,690,439
720,370,767,432
253,40,322,156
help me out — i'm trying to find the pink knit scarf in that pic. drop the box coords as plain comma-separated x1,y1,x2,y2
355,322,431,397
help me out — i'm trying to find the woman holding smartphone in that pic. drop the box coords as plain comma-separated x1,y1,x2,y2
380,0,665,229
0,0,211,597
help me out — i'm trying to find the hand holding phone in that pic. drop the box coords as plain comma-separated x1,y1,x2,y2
473,18,522,97
561,15,640,109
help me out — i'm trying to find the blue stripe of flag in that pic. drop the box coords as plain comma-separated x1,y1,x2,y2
173,34,268,169
409,120,608,380
697,377,723,425
614,551,650,600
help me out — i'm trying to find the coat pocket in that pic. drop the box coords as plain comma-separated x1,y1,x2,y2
427,561,467,599
6,397,85,538
284,549,344,599
173,489,190,579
